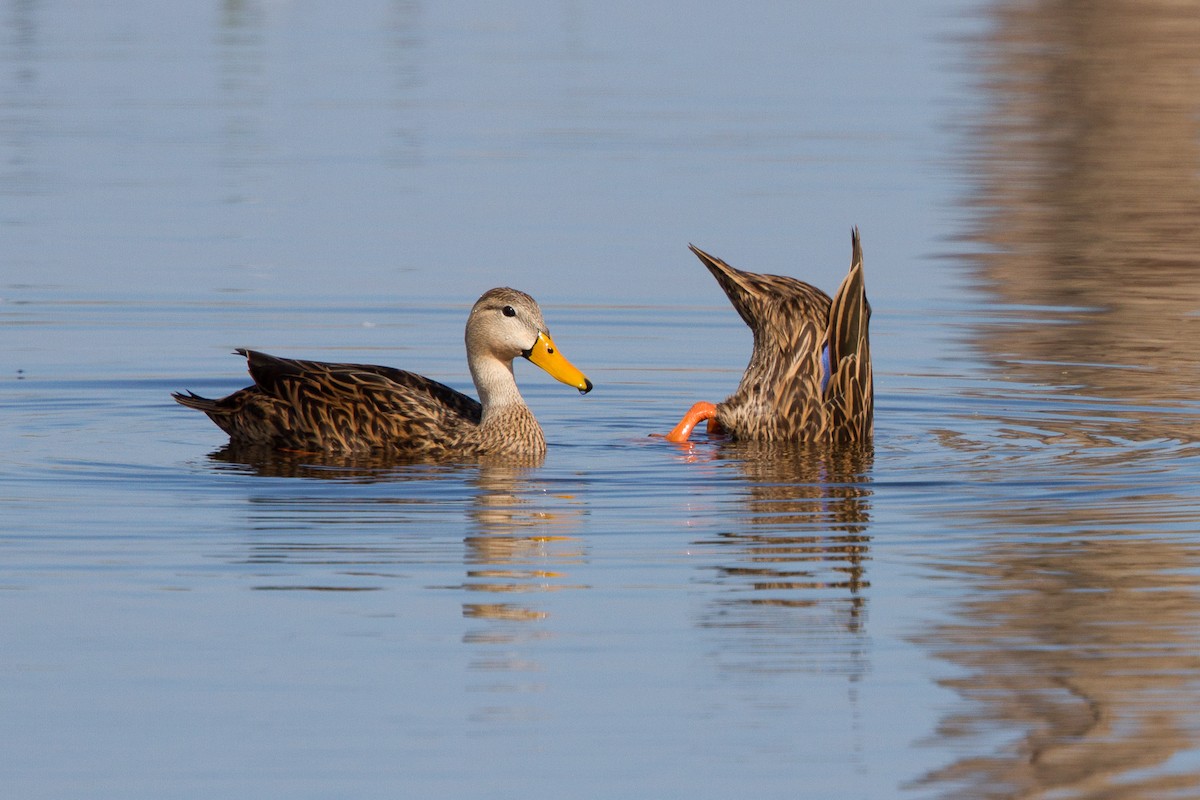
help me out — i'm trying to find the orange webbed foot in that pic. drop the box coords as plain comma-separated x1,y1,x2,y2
665,401,718,443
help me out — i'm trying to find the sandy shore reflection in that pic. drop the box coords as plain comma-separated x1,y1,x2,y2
921,1,1200,795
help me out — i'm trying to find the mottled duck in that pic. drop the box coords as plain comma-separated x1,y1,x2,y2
666,228,872,444
174,288,592,458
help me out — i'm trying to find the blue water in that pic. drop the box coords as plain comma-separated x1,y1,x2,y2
5,2,1200,798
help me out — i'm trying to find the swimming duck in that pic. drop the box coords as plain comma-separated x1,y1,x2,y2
173,288,593,458
665,228,872,444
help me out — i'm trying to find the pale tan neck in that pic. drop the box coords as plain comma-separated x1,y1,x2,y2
470,354,525,414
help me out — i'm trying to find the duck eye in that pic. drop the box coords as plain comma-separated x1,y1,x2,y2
502,305,517,317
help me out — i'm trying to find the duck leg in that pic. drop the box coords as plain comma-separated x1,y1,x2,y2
665,401,719,442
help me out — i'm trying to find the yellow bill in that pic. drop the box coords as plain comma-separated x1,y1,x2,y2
523,331,593,394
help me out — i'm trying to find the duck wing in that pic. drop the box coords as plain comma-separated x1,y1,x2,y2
175,349,481,453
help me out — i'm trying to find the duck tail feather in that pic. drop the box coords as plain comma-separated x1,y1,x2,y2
824,227,873,440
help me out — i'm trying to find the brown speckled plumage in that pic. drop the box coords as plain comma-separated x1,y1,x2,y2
689,228,872,443
173,288,592,458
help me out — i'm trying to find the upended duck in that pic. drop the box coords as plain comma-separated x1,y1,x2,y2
173,288,592,458
665,228,872,444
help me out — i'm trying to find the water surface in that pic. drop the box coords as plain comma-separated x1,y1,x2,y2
4,1,1200,798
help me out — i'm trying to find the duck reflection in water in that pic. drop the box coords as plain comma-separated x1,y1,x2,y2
461,460,587,625
203,448,587,619
690,442,874,677
458,461,588,721
202,444,586,715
